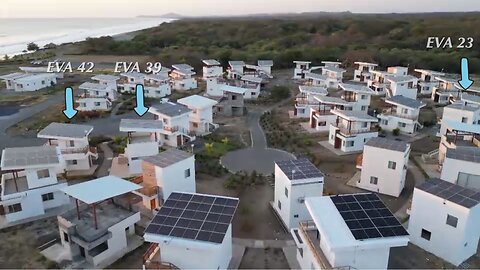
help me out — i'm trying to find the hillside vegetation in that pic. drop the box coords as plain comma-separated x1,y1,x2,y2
81,13,480,73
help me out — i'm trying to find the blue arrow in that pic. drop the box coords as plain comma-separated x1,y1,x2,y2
458,57,474,91
63,87,77,119
134,84,149,117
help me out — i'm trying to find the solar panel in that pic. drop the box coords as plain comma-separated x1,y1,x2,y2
331,193,409,240
276,158,324,181
145,192,239,244
416,178,480,209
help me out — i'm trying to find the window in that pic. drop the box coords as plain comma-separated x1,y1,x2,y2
193,122,199,128
462,117,468,123
446,214,458,228
294,214,299,218
370,176,378,185
421,229,431,241
361,122,368,128
185,169,191,178
402,108,409,114
42,192,54,201
232,95,237,100
63,232,69,242
361,95,367,100
277,200,281,210
163,118,168,124
381,119,388,125
388,161,397,170
361,106,367,111
37,169,50,179
67,160,78,165
346,141,354,147
398,122,407,128
7,203,22,213
79,102,86,107
318,121,326,126
94,102,101,106
285,187,289,198
298,248,304,258
69,140,75,147
164,135,169,140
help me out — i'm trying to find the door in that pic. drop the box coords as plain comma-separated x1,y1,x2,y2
176,135,182,146
79,246,86,258
311,114,317,128
150,199,157,210
334,136,342,149
458,172,480,190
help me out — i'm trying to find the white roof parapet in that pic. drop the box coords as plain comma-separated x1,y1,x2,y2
299,85,328,96
386,75,418,84
331,110,379,122
172,69,196,76
172,64,194,71
119,119,164,132
241,75,263,84
221,84,247,95
293,60,311,64
202,59,221,66
444,120,480,135
14,73,56,82
0,72,28,80
79,82,108,91
414,69,445,76
314,96,350,106
258,60,273,67
228,61,245,66
38,122,94,139
178,94,218,109
339,83,374,95
354,61,378,67
92,74,120,82
61,176,141,204
305,72,327,81
1,145,60,170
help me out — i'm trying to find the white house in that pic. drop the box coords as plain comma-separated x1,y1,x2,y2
439,103,480,137
339,83,373,112
0,72,57,92
257,60,274,77
119,119,163,175
432,77,461,104
273,158,324,230
321,61,342,68
440,147,480,190
309,96,352,132
0,146,69,225
19,66,64,79
143,192,239,269
291,193,409,269
438,120,480,164
144,73,171,98
357,137,410,197
171,64,198,90
227,61,245,79
293,61,312,80
367,70,392,95
77,74,119,112
178,95,218,135
387,66,409,76
322,66,345,89
294,85,328,118
415,69,445,95
353,62,378,83
57,176,142,268
461,93,480,107
202,59,223,80
408,178,480,266
328,110,379,153
378,95,426,134
118,72,146,94
304,73,327,87
148,101,196,147
385,75,419,99
134,149,196,210
38,122,98,172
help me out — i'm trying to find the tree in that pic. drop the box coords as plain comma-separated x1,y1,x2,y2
270,86,290,101
27,42,40,51
3,54,9,61
44,43,57,49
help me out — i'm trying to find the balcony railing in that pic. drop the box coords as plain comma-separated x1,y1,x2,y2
61,146,89,155
163,126,196,137
333,124,377,136
380,110,418,121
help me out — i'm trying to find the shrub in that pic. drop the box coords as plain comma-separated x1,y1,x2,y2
392,128,401,136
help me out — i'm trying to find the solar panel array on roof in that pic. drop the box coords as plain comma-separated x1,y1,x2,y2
365,137,408,152
331,193,409,240
142,149,193,168
145,192,239,244
446,147,480,163
416,178,480,209
276,159,324,181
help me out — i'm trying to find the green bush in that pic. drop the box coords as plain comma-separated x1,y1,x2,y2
270,86,290,101
392,128,401,136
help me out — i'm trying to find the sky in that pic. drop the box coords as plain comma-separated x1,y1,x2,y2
1,0,479,18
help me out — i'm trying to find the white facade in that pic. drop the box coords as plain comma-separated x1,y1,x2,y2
202,59,223,80
308,96,352,132
386,75,418,99
431,77,461,104
305,73,327,87
293,61,312,80
178,95,218,135
273,159,324,229
292,195,409,270
408,179,480,266
438,121,480,164
367,70,392,95
439,103,480,136
77,75,119,112
358,138,410,197
353,62,378,83
378,96,425,134
440,147,480,190
170,65,198,91
294,86,328,118
149,102,196,147
322,66,345,89
328,110,379,153
0,146,69,224
227,61,245,79
415,69,445,95
0,72,57,92
339,83,373,112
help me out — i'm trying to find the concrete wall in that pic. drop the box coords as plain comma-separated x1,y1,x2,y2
173,78,197,90
441,157,480,190
14,77,57,92
203,66,223,79
408,189,480,266
145,84,171,98
439,107,480,136
155,156,196,200
126,141,159,175
390,83,417,99
328,125,378,153
77,98,110,111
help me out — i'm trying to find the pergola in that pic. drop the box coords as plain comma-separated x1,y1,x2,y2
61,176,141,230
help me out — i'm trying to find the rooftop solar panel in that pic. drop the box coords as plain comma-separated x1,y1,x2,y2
276,158,324,181
331,193,408,240
416,178,480,209
145,192,239,244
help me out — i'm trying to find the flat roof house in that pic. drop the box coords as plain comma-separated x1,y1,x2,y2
328,110,379,153
133,149,196,211
0,72,57,92
178,95,219,135
57,176,142,268
170,64,198,91
0,146,69,225
227,61,245,80
257,60,274,78
273,159,324,230
414,69,445,95
339,83,374,112
291,193,409,269
293,61,312,80
322,66,346,89
304,72,327,88
294,85,328,118
309,96,352,133
431,77,461,105
119,119,163,175
441,147,480,190
386,75,419,100
77,75,119,112
367,70,394,95
143,192,239,269
439,103,480,136
438,120,480,164
144,73,172,98
378,95,426,134
149,101,196,147
357,138,410,197
202,59,223,80
353,62,378,83
408,178,480,266
215,85,246,117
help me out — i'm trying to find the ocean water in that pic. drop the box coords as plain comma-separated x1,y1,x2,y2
0,17,172,56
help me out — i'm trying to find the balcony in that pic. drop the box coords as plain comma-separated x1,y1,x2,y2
380,110,418,121
61,146,89,155
333,124,377,136
163,126,196,137
143,243,179,270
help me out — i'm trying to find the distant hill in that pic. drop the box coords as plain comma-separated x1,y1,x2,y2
138,13,185,19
